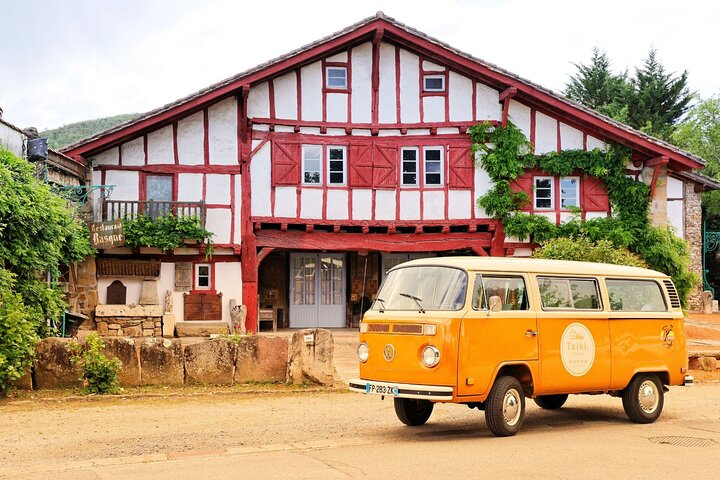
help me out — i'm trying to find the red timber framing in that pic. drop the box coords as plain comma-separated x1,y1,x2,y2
63,14,706,333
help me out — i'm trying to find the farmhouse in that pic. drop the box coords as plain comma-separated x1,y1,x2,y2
63,13,713,333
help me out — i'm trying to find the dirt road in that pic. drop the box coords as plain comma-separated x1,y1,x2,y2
2,382,720,479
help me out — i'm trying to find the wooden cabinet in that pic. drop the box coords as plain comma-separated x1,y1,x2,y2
184,292,222,321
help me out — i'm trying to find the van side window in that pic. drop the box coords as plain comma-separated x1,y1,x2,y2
606,279,667,312
472,275,529,311
538,277,601,310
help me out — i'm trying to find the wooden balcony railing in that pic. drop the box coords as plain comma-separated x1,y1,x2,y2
102,200,206,227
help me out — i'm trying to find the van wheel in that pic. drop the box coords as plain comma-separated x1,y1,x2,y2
394,398,434,426
622,373,664,424
485,376,525,437
534,394,568,410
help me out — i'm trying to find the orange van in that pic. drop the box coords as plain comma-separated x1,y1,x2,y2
349,257,693,436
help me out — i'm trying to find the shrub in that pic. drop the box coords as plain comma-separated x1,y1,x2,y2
68,333,122,394
533,237,648,268
0,269,38,395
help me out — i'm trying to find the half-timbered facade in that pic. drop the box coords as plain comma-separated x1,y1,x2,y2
64,13,711,332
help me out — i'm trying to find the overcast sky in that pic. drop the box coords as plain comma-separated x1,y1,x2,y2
1,0,718,130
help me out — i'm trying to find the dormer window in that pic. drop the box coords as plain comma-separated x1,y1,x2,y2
326,67,347,89
423,75,445,92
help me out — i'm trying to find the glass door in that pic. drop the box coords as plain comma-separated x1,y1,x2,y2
290,253,346,328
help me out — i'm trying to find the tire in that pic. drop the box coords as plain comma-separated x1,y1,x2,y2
484,376,526,437
622,373,664,424
394,398,434,426
534,394,568,410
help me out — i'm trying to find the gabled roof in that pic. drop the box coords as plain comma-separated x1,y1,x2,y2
62,12,705,172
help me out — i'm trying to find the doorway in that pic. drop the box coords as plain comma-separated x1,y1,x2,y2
289,253,346,328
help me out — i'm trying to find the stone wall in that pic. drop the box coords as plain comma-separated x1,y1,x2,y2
686,183,704,311
18,330,338,391
73,256,99,329
95,304,164,337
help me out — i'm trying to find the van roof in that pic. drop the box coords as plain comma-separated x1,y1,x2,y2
398,257,668,279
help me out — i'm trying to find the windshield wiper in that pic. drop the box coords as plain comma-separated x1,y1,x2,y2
399,293,425,313
376,298,386,313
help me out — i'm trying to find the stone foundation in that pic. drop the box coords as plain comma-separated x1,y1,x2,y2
95,304,164,337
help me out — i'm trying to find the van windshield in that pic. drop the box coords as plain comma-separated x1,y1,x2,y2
373,266,467,311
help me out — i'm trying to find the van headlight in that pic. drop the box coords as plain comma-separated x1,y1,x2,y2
422,345,440,367
357,342,369,363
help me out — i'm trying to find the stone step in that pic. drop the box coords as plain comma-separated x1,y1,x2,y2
175,321,229,337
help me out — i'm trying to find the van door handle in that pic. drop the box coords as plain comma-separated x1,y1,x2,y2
525,330,538,337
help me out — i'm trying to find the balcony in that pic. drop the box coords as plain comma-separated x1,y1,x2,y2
101,200,206,227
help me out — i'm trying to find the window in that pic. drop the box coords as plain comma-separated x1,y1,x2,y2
560,177,579,209
302,145,322,184
401,147,418,186
606,279,667,312
423,75,445,92
472,275,529,311
326,67,347,89
145,175,173,217
327,146,346,185
538,277,601,310
195,264,211,290
373,266,467,311
423,147,443,186
534,176,554,209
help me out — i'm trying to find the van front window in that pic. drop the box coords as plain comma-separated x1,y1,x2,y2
373,266,467,311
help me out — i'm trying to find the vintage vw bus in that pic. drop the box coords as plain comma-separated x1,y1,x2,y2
349,257,692,437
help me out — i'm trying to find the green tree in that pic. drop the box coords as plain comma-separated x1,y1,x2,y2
564,47,631,122
627,49,694,140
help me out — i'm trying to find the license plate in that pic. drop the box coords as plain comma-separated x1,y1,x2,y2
366,382,399,396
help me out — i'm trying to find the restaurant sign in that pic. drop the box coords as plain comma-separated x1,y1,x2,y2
90,220,125,249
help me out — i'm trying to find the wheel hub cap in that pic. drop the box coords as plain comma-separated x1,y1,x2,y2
639,381,658,413
503,389,521,426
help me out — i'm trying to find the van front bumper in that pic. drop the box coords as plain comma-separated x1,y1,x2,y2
349,378,453,401
684,375,694,386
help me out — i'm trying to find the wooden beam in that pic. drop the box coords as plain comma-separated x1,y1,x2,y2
499,87,518,102
257,247,275,265
646,155,670,168
255,230,492,252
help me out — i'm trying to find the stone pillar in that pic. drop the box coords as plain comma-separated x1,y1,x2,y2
75,256,98,329
139,279,159,305
685,183,703,310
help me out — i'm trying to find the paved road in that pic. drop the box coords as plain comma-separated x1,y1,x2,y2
2,383,719,479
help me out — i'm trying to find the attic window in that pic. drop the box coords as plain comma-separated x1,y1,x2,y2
326,67,347,89
423,75,445,92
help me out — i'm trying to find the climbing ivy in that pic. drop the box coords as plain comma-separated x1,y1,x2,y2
123,214,214,257
468,121,697,306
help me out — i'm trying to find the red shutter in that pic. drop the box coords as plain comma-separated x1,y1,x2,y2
373,144,398,188
510,173,533,211
582,177,609,211
271,141,300,185
348,143,373,187
448,145,473,189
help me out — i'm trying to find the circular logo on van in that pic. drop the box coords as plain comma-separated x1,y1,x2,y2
383,344,395,362
560,323,596,377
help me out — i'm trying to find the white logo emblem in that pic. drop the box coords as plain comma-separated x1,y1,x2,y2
560,323,596,377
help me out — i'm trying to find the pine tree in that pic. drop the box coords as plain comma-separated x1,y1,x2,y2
626,49,694,140
564,48,631,122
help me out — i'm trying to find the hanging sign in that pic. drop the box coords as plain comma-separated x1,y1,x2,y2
90,220,125,249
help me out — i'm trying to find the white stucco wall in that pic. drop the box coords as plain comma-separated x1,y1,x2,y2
205,208,232,244
208,97,237,165
351,43,372,123
559,123,584,150
177,173,203,202
375,190,396,220
90,147,119,166
422,96,445,123
157,263,184,322
97,277,143,305
474,163,493,218
214,262,243,325
535,111,557,154
248,81,270,118
586,136,606,151
378,42,397,124
250,141,271,216
507,100,531,140
399,190,420,220
233,175,242,245
352,189,373,220
423,190,444,219
476,83,501,121
399,50,420,123
274,186,297,217
301,62,323,121
326,93,348,122
326,189,349,220
177,111,204,165
121,137,144,166
449,72,473,122
0,122,25,156
274,72,298,120
147,125,174,164
448,190,471,219
300,189,323,219
205,174,231,204
105,170,139,200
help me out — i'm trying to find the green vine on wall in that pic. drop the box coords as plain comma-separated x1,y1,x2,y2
468,121,697,305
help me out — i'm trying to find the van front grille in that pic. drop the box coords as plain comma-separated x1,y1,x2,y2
663,280,681,309
392,324,423,334
367,323,390,332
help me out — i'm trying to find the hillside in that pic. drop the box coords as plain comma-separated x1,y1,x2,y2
41,113,140,150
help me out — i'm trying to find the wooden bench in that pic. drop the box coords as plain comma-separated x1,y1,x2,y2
258,307,278,332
